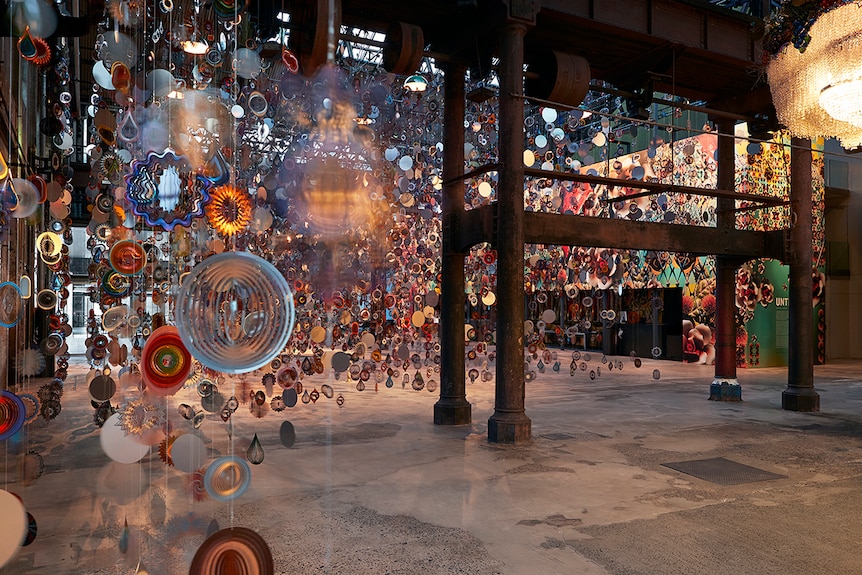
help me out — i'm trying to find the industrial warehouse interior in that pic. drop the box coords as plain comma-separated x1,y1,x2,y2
2,0,862,573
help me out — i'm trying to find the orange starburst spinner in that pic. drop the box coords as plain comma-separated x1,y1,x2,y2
205,185,253,236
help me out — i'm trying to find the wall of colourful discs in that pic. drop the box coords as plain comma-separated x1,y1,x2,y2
514,125,824,369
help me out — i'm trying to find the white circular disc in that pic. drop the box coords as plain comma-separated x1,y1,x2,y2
171,434,207,473
398,155,414,171
0,490,27,569
541,309,557,324
99,413,150,464
92,61,115,90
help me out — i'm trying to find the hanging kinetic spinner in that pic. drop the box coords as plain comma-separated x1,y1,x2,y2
124,149,213,230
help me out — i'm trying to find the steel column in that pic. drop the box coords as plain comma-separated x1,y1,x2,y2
782,138,819,412
710,118,741,400
488,20,531,443
435,62,472,426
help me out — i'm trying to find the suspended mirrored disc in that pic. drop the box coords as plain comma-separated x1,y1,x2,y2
204,456,251,501
175,252,295,374
11,178,40,219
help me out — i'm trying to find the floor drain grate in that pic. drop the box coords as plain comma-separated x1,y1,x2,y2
661,457,785,485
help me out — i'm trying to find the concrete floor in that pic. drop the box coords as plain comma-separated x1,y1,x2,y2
4,354,862,574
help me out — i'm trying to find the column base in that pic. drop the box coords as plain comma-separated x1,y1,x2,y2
488,412,531,443
709,378,742,402
433,401,472,425
782,389,820,412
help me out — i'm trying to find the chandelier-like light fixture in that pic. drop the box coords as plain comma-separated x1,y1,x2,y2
766,1,862,148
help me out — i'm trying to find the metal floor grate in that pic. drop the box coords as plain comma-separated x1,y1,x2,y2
661,457,786,485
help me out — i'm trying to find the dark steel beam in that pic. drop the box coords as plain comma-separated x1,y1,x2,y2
523,211,784,259
457,205,495,252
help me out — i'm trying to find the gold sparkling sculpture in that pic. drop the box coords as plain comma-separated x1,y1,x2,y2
767,3,862,148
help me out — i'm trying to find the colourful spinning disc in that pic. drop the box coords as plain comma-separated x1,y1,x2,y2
204,456,251,502
141,326,191,396
190,527,273,575
0,391,25,440
109,240,147,276
205,185,253,237
101,270,131,298
124,148,212,230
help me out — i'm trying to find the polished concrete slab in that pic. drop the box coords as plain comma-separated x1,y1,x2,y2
4,354,862,574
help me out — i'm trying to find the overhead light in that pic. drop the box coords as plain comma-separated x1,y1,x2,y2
403,73,428,93
819,80,862,128
765,3,862,147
